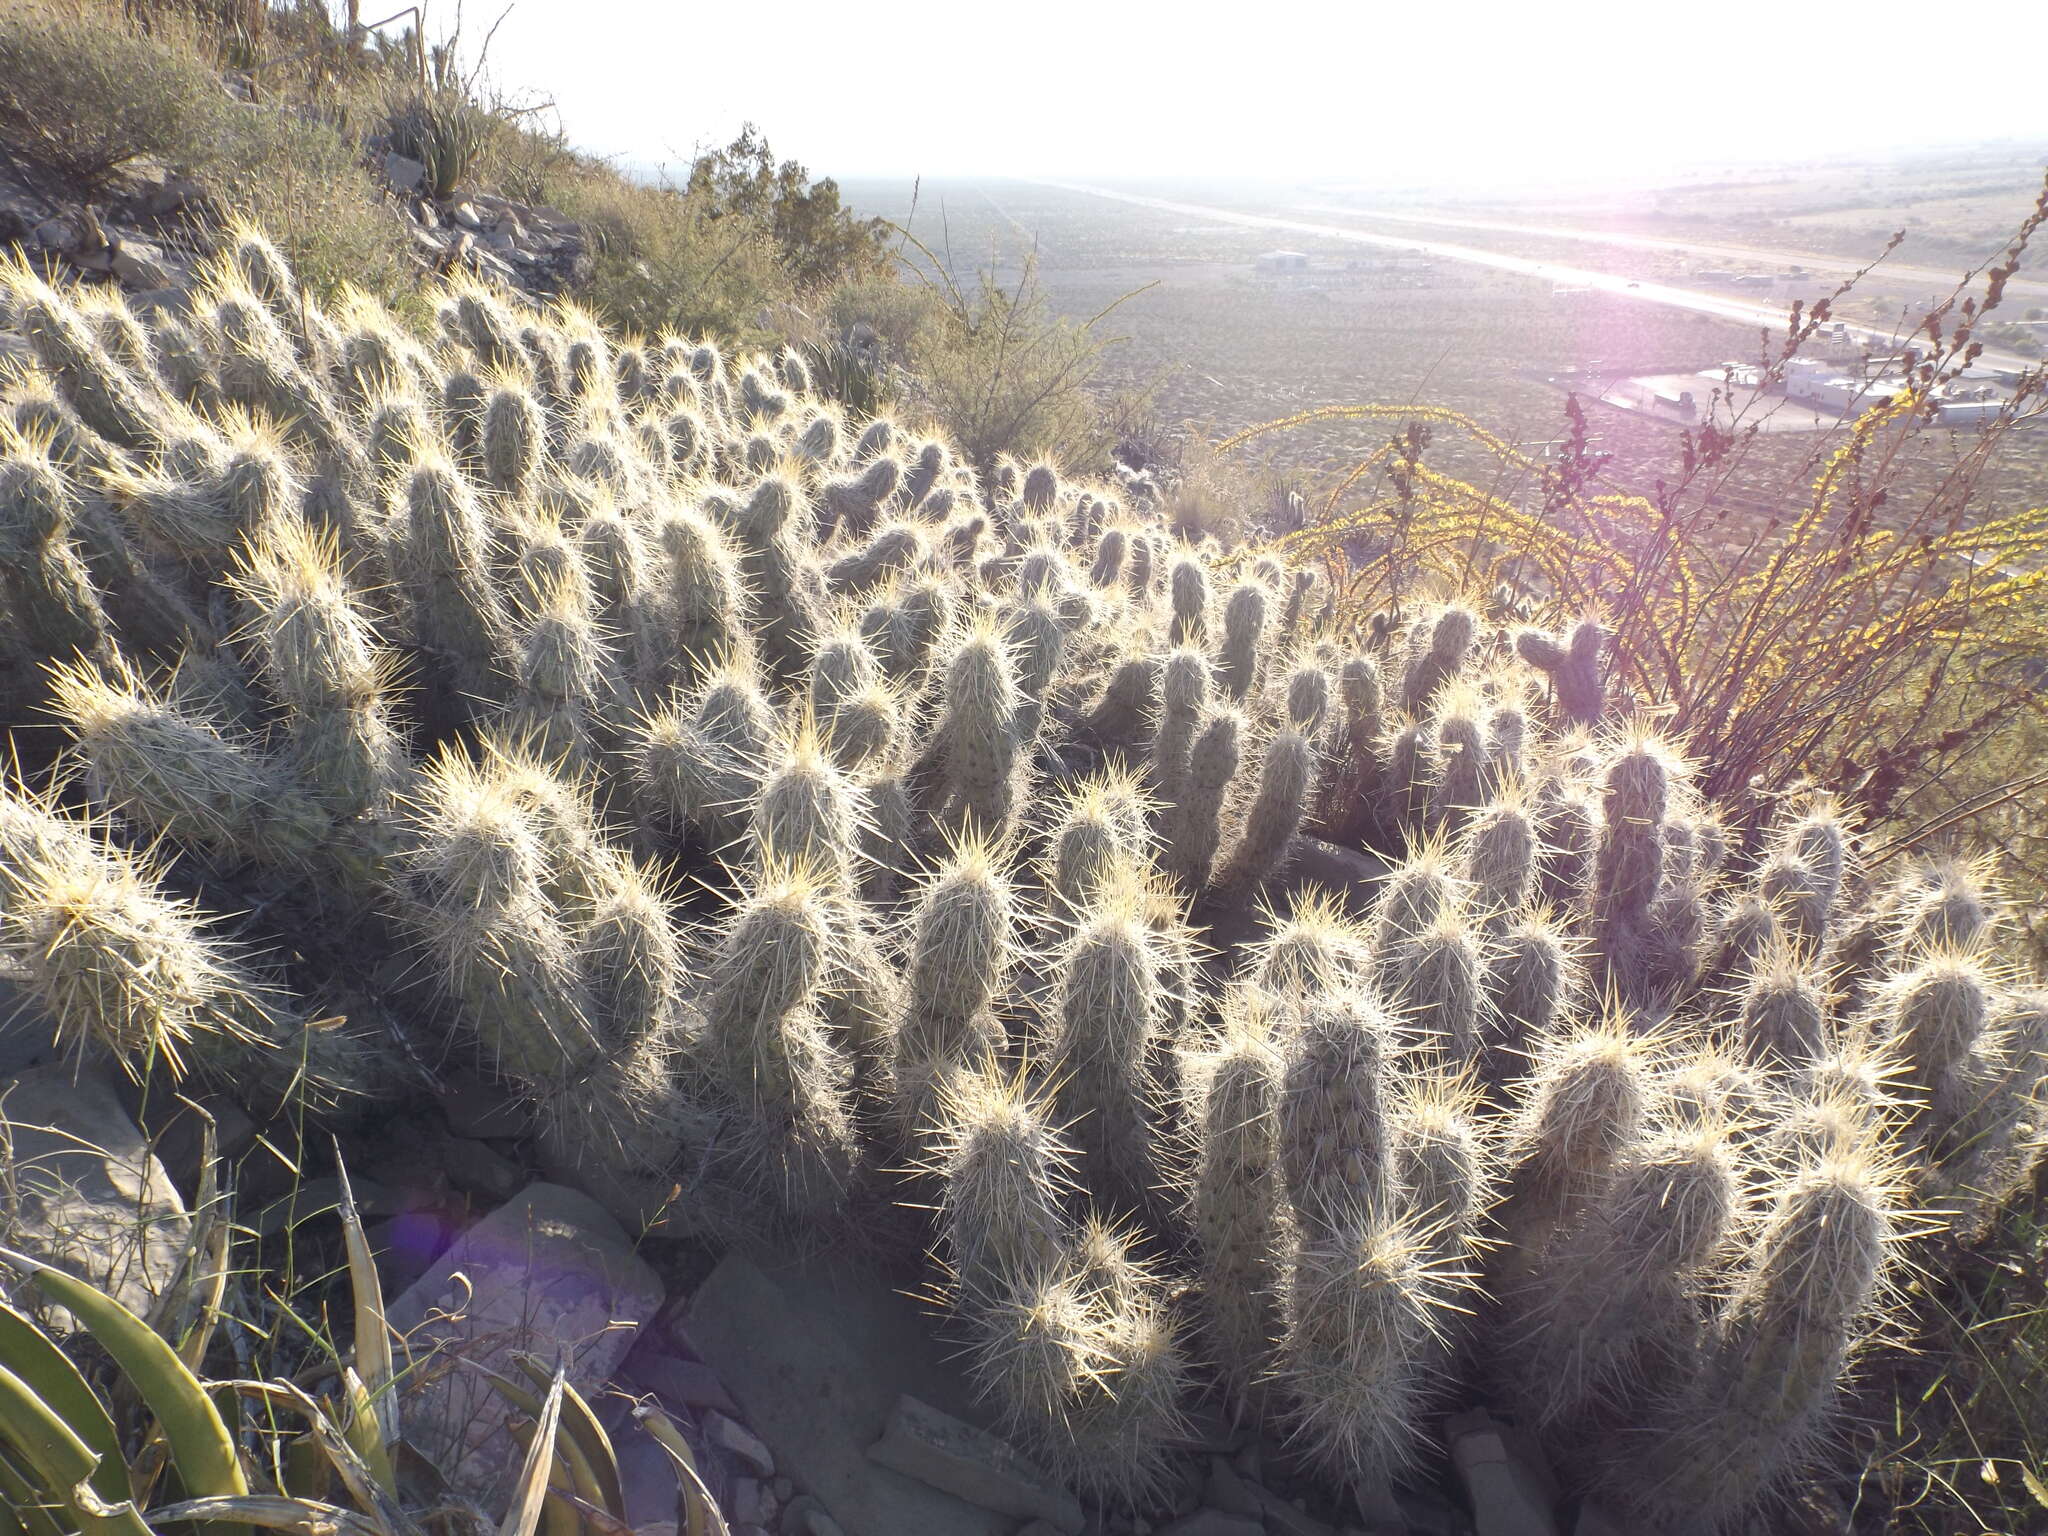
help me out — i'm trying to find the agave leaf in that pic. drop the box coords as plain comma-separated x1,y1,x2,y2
340,1367,398,1500
500,1366,566,1536
0,1298,129,1506
144,1494,390,1536
0,1248,247,1517
332,1149,397,1457
634,1404,731,1536
0,1440,70,1536
0,1361,153,1536
512,1355,623,1522
501,1411,587,1536
226,1380,415,1536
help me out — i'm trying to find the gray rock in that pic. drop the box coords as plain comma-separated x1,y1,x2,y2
1448,1409,1557,1536
772,1477,794,1502
867,1395,1084,1533
452,202,483,230
140,1093,256,1193
1156,1515,1262,1536
127,287,193,320
621,1347,740,1416
0,1065,190,1326
708,1409,776,1478
1284,836,1387,911
440,1070,531,1138
686,1251,1010,1536
384,152,426,193
110,240,172,290
437,1136,524,1202
143,174,198,218
733,1477,766,1525
0,980,58,1076
383,1183,662,1509
779,1496,844,1536
1205,1458,1261,1520
1252,1486,1336,1536
255,1175,398,1236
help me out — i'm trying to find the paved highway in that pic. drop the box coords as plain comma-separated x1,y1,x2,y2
1289,202,2048,308
1042,182,2039,375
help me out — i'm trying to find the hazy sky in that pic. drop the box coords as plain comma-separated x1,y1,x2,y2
482,0,2048,184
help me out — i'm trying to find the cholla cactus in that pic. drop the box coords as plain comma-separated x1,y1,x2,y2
924,616,1026,839
889,838,1016,1139
1214,722,1316,894
1517,616,1607,726
968,1242,1190,1510
699,860,860,1217
930,1064,1077,1307
1591,732,1681,1000
1280,988,1396,1229
1162,707,1242,892
228,518,407,818
1216,579,1268,700
1248,887,1374,1000
1505,1124,1737,1440
0,784,379,1110
1279,1210,1462,1491
1491,1015,1654,1286
1183,987,1288,1406
4,231,2044,1532
1051,867,1166,1214
1628,1147,1895,1533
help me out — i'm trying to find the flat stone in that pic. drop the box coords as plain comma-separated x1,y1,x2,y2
1449,1409,1556,1536
733,1477,766,1524
621,1347,740,1416
686,1251,1010,1536
437,1136,524,1202
0,1065,189,1326
1253,1485,1336,1536
708,1409,776,1478
440,1070,532,1139
383,1183,662,1510
110,240,171,290
452,202,483,230
1157,1515,1263,1536
384,152,426,193
0,979,59,1076
867,1394,1084,1533
1205,1458,1262,1520
779,1495,844,1536
136,1093,256,1198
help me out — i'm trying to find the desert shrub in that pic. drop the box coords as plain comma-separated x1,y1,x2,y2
547,166,796,344
0,0,222,189
191,96,415,299
886,254,1117,475
684,123,889,291
484,115,583,207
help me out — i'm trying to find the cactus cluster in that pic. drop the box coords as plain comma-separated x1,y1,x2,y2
0,233,2043,1534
